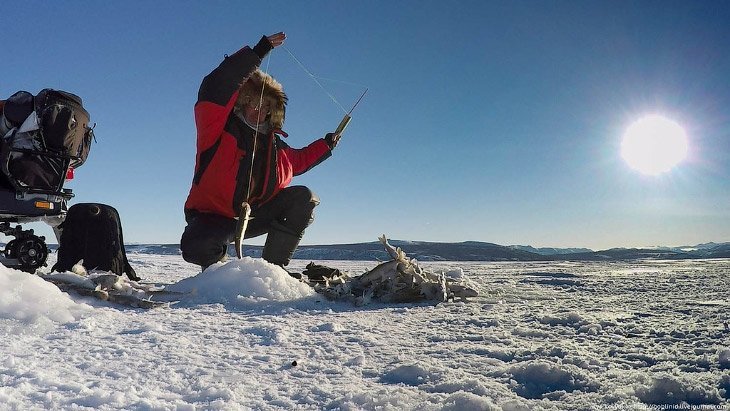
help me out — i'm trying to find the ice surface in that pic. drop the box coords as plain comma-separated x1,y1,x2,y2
1,255,729,409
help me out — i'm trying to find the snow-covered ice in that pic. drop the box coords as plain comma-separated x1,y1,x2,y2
1,254,729,410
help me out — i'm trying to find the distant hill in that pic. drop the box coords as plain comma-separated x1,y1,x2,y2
509,245,593,255
126,240,548,262
291,240,547,262
122,241,730,262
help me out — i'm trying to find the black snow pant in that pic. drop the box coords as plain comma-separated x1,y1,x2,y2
180,186,319,269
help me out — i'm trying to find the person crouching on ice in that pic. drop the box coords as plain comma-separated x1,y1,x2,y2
181,32,340,272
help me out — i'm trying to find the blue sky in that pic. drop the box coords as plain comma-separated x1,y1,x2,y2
3,1,729,249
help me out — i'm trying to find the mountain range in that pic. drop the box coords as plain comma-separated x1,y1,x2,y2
117,240,730,262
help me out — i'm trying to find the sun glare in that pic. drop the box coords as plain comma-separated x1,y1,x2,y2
621,115,688,175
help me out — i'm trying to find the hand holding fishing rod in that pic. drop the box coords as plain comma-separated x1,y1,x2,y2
323,87,368,149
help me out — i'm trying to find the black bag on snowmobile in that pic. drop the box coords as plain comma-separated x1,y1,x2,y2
52,203,140,281
35,88,93,166
1,88,93,192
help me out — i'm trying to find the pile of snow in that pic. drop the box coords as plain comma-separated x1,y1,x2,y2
166,257,317,305
0,265,91,334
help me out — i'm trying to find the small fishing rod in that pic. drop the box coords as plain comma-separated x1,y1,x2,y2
334,87,368,135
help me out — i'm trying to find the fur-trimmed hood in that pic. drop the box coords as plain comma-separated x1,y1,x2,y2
236,69,287,129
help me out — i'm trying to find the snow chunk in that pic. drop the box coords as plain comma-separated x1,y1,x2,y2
635,374,722,405
444,267,465,279
381,364,441,386
166,257,316,305
719,348,730,370
441,392,499,411
311,322,343,332
0,264,91,333
327,386,433,410
505,359,597,399
539,311,587,327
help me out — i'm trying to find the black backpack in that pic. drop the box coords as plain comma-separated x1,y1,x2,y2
34,88,93,168
1,88,94,191
52,203,140,281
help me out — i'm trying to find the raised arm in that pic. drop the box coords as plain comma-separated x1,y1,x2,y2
194,33,285,148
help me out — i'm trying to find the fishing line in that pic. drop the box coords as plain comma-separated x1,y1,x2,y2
235,50,273,258
245,50,273,203
281,45,356,115
307,75,369,90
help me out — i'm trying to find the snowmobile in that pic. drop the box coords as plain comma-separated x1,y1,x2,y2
0,89,93,272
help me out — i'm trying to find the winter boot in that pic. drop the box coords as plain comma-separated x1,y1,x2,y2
262,222,303,277
200,253,228,272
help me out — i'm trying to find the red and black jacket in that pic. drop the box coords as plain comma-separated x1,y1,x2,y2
184,39,331,219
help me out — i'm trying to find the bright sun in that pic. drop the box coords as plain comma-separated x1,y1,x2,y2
621,114,689,175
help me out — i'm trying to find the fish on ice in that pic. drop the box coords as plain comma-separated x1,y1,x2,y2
306,235,479,305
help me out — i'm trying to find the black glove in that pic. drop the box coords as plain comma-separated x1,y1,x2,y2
252,35,273,59
325,132,341,150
